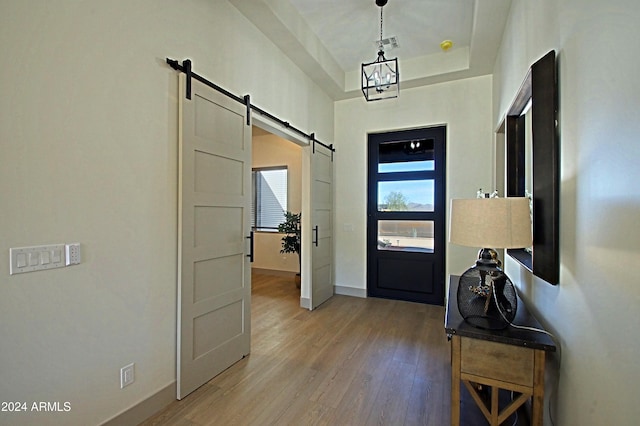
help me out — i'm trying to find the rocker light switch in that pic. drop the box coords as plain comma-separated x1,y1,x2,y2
28,252,40,266
16,253,27,268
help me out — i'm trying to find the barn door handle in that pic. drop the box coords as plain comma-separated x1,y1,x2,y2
313,226,319,247
246,231,254,262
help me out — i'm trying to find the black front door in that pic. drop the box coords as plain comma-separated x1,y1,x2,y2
367,126,446,305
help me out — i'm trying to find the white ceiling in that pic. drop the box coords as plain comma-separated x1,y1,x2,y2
289,0,475,72
230,0,512,100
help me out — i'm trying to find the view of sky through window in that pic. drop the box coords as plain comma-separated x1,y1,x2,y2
377,161,434,212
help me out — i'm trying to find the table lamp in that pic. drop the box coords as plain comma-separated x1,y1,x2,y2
449,197,532,330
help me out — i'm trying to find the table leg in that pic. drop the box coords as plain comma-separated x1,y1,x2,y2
531,349,546,426
451,335,461,426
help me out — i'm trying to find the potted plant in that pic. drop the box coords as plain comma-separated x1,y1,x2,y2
277,211,301,288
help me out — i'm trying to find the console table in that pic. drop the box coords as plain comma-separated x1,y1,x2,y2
445,275,556,425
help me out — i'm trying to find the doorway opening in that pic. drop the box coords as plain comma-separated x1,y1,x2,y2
250,118,335,311
367,126,446,305
250,125,303,283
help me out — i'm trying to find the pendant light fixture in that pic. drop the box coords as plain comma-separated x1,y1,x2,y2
361,0,399,101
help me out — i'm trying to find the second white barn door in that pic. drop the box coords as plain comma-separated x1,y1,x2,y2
310,144,333,309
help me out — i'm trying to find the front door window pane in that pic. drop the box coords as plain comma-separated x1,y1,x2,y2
378,180,434,212
377,220,434,253
378,160,434,173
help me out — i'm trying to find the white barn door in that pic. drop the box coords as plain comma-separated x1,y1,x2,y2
177,74,251,399
310,144,334,309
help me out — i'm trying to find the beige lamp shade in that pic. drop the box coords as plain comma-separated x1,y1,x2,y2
449,197,532,249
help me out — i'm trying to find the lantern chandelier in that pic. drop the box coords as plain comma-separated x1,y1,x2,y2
361,0,399,101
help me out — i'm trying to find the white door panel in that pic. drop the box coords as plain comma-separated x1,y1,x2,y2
310,145,333,309
177,74,251,399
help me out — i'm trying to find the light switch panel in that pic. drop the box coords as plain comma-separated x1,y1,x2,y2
10,244,66,275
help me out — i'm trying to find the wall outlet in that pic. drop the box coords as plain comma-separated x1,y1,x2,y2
65,243,81,265
120,363,135,389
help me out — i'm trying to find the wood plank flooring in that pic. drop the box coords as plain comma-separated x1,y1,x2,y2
141,273,451,425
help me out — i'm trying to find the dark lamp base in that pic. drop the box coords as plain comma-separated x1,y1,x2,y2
457,262,517,330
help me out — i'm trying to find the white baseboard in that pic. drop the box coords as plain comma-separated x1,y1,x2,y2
335,285,367,298
251,268,296,277
300,297,311,309
100,381,175,426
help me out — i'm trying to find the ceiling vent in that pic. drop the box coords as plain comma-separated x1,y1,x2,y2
377,36,399,50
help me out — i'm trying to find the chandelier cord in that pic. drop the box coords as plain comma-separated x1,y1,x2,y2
379,6,384,51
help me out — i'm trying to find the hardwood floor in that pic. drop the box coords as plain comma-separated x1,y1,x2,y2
141,273,451,425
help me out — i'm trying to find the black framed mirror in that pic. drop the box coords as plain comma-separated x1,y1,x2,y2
505,50,559,285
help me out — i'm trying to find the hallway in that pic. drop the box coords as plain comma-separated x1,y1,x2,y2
142,273,451,425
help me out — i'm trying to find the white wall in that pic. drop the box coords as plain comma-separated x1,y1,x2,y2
0,1,333,425
334,75,495,294
251,133,302,273
494,0,640,424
